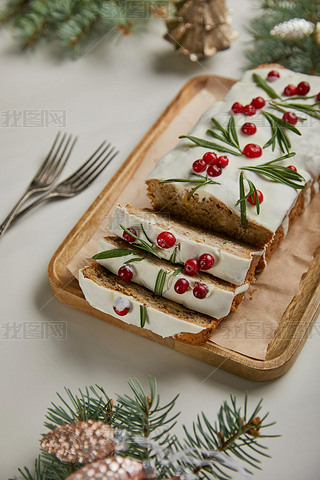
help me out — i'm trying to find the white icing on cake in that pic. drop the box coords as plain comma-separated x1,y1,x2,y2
79,270,205,337
110,205,261,285
146,67,320,234
96,237,248,319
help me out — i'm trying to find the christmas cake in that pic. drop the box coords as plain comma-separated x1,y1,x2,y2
79,263,220,345
94,236,248,319
109,204,262,285
146,66,320,250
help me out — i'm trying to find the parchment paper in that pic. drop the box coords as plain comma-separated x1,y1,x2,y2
67,80,320,361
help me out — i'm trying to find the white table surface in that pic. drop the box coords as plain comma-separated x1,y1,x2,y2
1,1,319,478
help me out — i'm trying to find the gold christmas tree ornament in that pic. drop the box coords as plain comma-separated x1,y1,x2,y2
164,0,237,61
66,455,145,480
41,420,116,464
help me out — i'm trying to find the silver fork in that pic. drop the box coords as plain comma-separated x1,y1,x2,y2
0,132,77,237
7,141,118,230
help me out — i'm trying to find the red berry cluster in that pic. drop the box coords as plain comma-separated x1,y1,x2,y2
193,151,229,178
174,278,208,299
283,81,310,97
184,253,215,276
232,96,265,117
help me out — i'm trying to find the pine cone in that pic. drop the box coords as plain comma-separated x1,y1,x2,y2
41,420,115,463
66,455,144,480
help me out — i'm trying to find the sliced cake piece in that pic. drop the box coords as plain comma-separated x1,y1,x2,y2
109,204,262,285
146,67,320,249
79,263,221,345
94,236,248,319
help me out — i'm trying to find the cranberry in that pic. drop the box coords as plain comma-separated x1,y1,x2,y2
282,111,298,126
243,104,256,116
198,253,215,270
287,165,297,172
283,84,297,96
207,164,222,177
118,265,133,283
248,190,264,205
231,102,244,114
192,159,207,173
297,81,310,96
241,123,257,135
202,151,218,165
267,70,280,82
157,231,176,249
243,144,262,158
193,283,208,299
174,278,189,294
113,297,131,316
123,227,137,243
317,92,320,101
217,155,229,168
251,96,265,109
184,259,200,276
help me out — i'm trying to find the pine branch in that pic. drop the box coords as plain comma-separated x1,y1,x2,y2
11,378,278,480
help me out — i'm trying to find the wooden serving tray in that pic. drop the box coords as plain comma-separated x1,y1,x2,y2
48,75,320,382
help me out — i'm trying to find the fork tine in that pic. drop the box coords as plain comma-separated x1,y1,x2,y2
46,134,78,184
43,133,74,183
69,143,113,186
33,131,62,181
39,132,68,182
74,149,119,192
62,141,107,183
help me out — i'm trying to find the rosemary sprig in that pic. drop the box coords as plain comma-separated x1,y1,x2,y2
240,153,305,190
139,305,147,328
262,111,301,153
207,116,242,153
179,134,242,156
252,73,281,99
120,225,161,258
160,174,220,200
272,101,320,120
92,248,134,260
236,172,261,229
154,269,168,296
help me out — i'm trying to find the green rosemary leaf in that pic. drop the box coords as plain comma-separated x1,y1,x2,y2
228,116,240,148
169,246,178,263
179,135,242,156
139,305,147,328
140,223,153,244
160,178,205,184
92,248,133,260
247,179,260,216
276,128,289,154
207,129,235,147
263,152,296,165
124,257,144,265
187,182,206,199
238,172,247,229
211,116,229,138
263,118,277,150
154,269,168,296
252,73,281,99
172,266,183,276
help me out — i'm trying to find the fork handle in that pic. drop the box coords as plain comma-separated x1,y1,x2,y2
5,190,56,229
0,187,48,237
